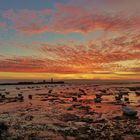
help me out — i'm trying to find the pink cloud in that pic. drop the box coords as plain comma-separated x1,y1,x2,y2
3,9,50,34
0,22,7,30
16,23,48,34
40,32,140,65
130,67,140,72
2,0,140,34
52,2,140,33
0,33,139,75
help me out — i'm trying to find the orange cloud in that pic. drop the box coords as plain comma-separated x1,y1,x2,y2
0,36,139,76
2,0,140,34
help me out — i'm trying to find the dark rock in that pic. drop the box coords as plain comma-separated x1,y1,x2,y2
113,116,124,120
78,126,90,134
18,94,24,102
78,94,81,98
94,98,102,103
40,99,48,101
6,97,18,103
72,103,81,108
113,135,123,140
95,94,102,98
58,127,79,137
76,135,90,140
79,89,87,95
0,122,9,140
120,91,129,95
115,95,122,101
62,113,80,122
25,115,34,121
1,95,5,99
36,93,47,96
5,92,10,95
28,95,32,100
79,117,93,123
72,97,77,102
0,122,8,131
124,97,129,103
135,91,140,96
67,106,73,111
53,123,68,128
48,97,58,101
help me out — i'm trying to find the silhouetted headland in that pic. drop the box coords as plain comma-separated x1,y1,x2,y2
0,79,64,85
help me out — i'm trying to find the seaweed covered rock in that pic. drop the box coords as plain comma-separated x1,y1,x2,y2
0,122,8,132
0,122,9,140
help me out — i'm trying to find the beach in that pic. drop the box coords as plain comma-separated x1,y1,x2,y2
0,81,140,140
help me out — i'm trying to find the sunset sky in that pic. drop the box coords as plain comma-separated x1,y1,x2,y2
0,0,140,80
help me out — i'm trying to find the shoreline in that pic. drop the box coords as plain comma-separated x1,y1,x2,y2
0,82,140,139
0,81,65,86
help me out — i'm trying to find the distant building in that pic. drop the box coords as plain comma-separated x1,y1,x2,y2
51,78,53,83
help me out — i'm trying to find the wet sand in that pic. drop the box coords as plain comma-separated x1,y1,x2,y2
0,83,140,140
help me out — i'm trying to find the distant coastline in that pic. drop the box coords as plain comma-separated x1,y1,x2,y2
0,80,65,85
0,79,140,86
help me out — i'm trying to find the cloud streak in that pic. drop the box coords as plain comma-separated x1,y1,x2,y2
0,36,139,77
2,0,140,34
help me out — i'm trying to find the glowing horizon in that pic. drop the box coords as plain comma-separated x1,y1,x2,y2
0,0,140,80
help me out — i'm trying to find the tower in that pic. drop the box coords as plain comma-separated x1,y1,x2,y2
51,78,53,83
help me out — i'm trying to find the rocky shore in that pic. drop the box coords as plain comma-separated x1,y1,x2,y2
0,83,140,140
